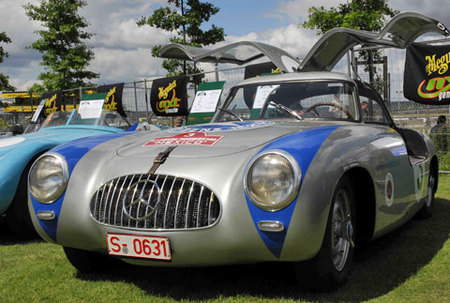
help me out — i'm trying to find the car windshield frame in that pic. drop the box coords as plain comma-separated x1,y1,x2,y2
212,79,361,123
68,109,131,129
40,111,72,129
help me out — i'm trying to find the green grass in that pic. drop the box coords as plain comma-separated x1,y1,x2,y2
1,176,449,303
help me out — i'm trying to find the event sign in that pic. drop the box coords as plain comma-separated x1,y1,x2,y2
244,62,282,110
40,91,64,117
150,76,189,116
253,85,280,108
187,81,225,125
404,43,450,105
96,83,126,116
78,99,105,119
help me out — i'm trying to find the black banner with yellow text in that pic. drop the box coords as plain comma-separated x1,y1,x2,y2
40,91,63,117
150,76,188,116
404,43,450,105
96,83,126,116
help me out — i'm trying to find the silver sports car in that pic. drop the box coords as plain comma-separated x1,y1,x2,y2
28,71,438,290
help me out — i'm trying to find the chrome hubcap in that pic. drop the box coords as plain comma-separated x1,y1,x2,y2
331,189,353,272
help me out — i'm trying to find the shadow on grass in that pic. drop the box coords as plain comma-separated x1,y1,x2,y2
71,198,448,301
0,220,41,245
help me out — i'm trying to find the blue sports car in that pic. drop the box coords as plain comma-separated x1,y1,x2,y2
0,107,159,238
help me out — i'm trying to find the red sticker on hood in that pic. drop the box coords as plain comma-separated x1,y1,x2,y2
144,132,223,146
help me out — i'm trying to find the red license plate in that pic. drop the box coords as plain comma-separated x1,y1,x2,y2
106,233,171,261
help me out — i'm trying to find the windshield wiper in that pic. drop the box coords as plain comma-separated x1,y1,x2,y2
217,107,244,121
268,101,303,121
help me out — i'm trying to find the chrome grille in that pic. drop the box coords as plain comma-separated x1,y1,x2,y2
90,174,220,230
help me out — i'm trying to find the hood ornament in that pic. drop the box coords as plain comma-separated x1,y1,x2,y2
122,179,161,221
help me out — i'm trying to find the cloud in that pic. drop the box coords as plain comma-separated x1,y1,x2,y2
90,47,165,84
266,0,343,24
87,19,173,50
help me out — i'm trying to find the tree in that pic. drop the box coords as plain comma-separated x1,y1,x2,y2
137,0,225,84
0,32,16,91
302,0,398,93
24,0,98,92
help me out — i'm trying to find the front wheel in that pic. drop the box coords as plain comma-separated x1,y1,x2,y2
295,176,356,291
6,163,39,239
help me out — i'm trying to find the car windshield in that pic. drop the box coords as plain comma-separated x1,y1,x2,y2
68,110,131,129
40,111,72,129
213,80,359,122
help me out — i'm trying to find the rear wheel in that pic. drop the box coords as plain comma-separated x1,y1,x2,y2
295,176,356,291
417,164,437,219
63,247,114,273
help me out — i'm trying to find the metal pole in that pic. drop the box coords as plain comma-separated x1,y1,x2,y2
144,79,150,123
29,89,34,114
350,49,357,79
133,81,139,123
383,56,389,107
346,51,351,77
215,63,219,82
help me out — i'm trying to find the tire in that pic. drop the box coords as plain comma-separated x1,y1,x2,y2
417,164,437,219
6,162,39,240
63,247,113,273
295,176,356,291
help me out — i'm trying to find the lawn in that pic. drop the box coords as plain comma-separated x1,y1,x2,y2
1,176,449,303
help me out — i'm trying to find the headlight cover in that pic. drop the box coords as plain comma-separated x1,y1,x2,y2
28,152,69,204
245,150,301,211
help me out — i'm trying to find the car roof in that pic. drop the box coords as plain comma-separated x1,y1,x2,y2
236,71,355,86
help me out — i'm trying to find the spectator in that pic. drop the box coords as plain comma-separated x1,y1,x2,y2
430,115,448,153
431,115,447,133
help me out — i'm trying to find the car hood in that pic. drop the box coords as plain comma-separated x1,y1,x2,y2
0,125,121,156
116,120,342,159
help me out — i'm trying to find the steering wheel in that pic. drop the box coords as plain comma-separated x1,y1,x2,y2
305,102,353,120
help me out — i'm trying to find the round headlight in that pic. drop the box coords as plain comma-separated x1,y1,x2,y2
28,152,69,204
245,150,301,211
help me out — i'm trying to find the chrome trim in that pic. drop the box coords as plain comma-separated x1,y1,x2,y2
163,176,177,228
196,185,205,228
90,174,221,231
258,221,285,232
37,211,56,221
122,179,162,221
244,149,301,211
173,178,187,229
28,152,70,204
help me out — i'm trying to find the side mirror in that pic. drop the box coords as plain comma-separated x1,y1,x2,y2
11,124,24,136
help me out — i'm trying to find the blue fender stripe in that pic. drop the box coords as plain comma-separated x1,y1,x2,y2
245,125,340,258
31,132,133,241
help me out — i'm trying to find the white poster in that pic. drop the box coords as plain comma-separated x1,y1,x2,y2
253,85,280,109
78,99,104,119
31,99,46,122
190,89,222,113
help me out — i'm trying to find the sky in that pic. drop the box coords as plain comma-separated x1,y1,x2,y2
1,0,450,92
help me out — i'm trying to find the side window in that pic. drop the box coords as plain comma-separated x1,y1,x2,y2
361,96,390,124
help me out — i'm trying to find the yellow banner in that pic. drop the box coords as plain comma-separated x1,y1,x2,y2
1,92,40,99
3,105,75,113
